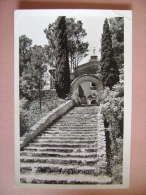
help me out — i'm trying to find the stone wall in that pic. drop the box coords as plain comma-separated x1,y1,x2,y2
96,107,107,174
20,99,77,150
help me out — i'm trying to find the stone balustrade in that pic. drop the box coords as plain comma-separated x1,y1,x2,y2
20,99,77,150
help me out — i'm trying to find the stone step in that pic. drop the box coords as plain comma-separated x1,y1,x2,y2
20,163,97,175
44,127,98,132
42,131,97,136
20,173,112,184
49,123,97,127
46,126,98,130
56,119,97,122
34,139,97,144
19,105,110,185
27,142,97,148
20,151,97,158
64,116,97,118
66,113,98,116
58,123,97,127
37,134,97,139
57,120,97,124
62,116,97,119
36,135,97,141
39,132,97,137
61,112,97,115
20,156,97,166
69,106,97,109
47,123,98,126
69,110,98,113
23,146,97,153
59,116,97,120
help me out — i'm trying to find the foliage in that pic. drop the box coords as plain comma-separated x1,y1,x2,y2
44,17,89,76
20,90,65,136
101,82,124,137
100,65,124,183
44,21,57,68
19,41,47,109
65,18,89,75
100,18,119,89
19,35,32,77
19,35,33,101
55,16,70,99
110,138,123,184
109,17,124,69
28,45,47,109
20,97,30,136
19,73,37,101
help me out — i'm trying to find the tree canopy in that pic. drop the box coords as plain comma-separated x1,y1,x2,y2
44,17,89,76
19,35,32,77
109,17,124,69
100,18,119,89
19,35,47,109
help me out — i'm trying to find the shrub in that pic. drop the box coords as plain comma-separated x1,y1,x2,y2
20,90,66,137
100,79,124,183
20,98,30,136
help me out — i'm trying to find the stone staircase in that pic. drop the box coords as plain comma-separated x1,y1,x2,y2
20,105,112,185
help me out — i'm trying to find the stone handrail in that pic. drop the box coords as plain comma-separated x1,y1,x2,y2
20,99,77,150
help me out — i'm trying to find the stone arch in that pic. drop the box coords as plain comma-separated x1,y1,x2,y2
70,74,103,101
91,99,97,105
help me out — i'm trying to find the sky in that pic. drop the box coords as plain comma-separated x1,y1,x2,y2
15,9,131,65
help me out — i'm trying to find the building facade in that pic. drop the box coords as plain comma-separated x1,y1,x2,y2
43,53,100,104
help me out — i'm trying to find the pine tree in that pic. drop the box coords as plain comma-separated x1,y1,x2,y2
44,17,89,76
100,18,119,89
55,16,70,99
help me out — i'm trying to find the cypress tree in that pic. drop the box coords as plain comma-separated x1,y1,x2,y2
109,17,124,69
100,18,119,89
55,16,70,98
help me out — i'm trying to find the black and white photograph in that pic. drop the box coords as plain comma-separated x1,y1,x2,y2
14,9,132,188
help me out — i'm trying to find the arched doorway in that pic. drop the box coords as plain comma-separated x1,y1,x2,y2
70,74,103,105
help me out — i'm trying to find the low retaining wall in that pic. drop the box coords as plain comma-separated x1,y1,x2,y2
20,99,77,150
96,106,107,175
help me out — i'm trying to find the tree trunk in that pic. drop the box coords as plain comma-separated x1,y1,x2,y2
38,81,42,110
